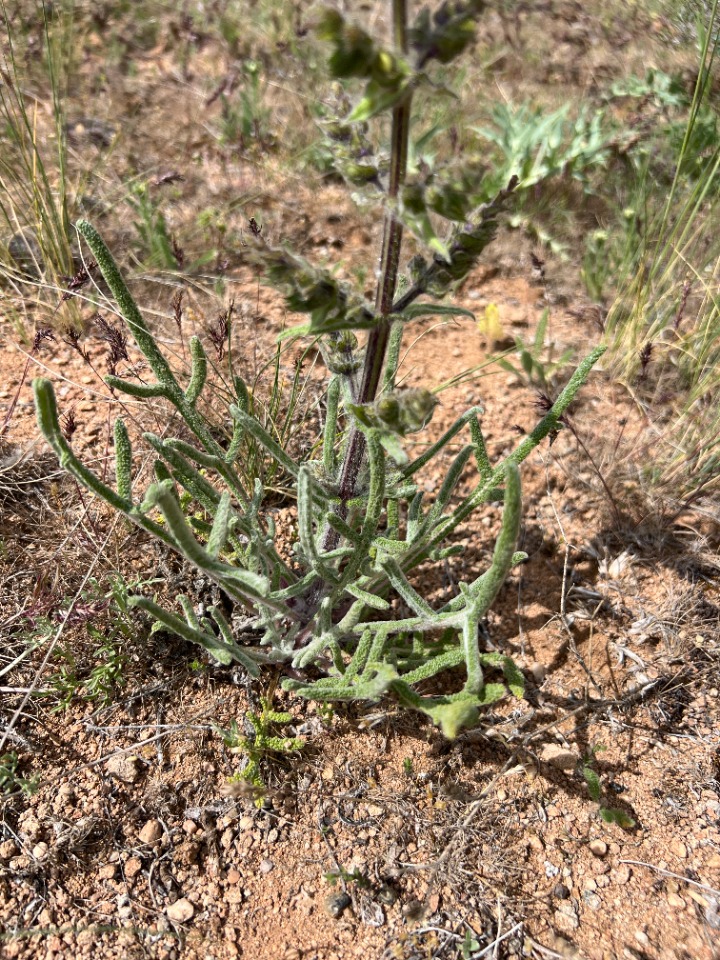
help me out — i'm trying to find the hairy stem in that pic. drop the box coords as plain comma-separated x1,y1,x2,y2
321,0,411,556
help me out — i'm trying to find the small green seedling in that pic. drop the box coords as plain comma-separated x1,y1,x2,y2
582,746,636,828
0,752,39,797
219,697,304,807
497,308,575,392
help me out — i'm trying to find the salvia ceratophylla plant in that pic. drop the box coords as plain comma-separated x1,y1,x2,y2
34,0,604,738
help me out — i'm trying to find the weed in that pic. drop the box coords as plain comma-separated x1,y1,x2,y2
472,102,612,198
460,928,481,960
127,181,179,271
496,308,575,392
218,698,304,806
325,866,369,889
42,574,155,710
34,0,604,737
0,751,38,797
216,60,274,152
582,746,636,828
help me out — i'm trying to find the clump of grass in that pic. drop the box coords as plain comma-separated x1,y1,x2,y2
603,0,720,511
0,0,77,335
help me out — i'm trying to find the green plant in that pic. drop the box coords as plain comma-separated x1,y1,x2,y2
496,308,575,392
0,752,38,797
127,181,178,270
0,0,77,333
582,746,636,829
34,0,604,737
460,928,481,960
325,865,369,889
45,574,153,710
603,0,720,505
471,101,612,197
218,59,274,151
218,697,304,805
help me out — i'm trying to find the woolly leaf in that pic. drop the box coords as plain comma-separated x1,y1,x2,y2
599,808,636,829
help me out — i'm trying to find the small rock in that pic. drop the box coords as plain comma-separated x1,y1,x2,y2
226,868,241,884
125,857,142,878
707,854,720,869
553,883,570,900
529,663,547,683
634,930,650,946
182,820,198,835
98,864,117,880
18,814,42,841
32,842,49,861
107,754,144,784
541,744,579,770
554,902,579,932
582,891,602,910
166,897,194,923
671,841,688,859
589,839,608,858
259,858,274,874
138,820,162,845
324,892,351,919
614,865,632,885
54,783,76,811
402,900,425,921
0,840,19,859
667,892,686,910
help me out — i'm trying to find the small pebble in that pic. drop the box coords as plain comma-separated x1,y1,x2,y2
583,892,602,910
589,839,608,858
0,840,19,859
107,754,144,784
259,858,274,874
402,899,425,921
125,857,142,878
671,841,688,859
541,744,579,770
166,898,195,923
614,865,632,885
324,892,351,919
667,892,686,910
554,902,579,932
138,820,163,845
